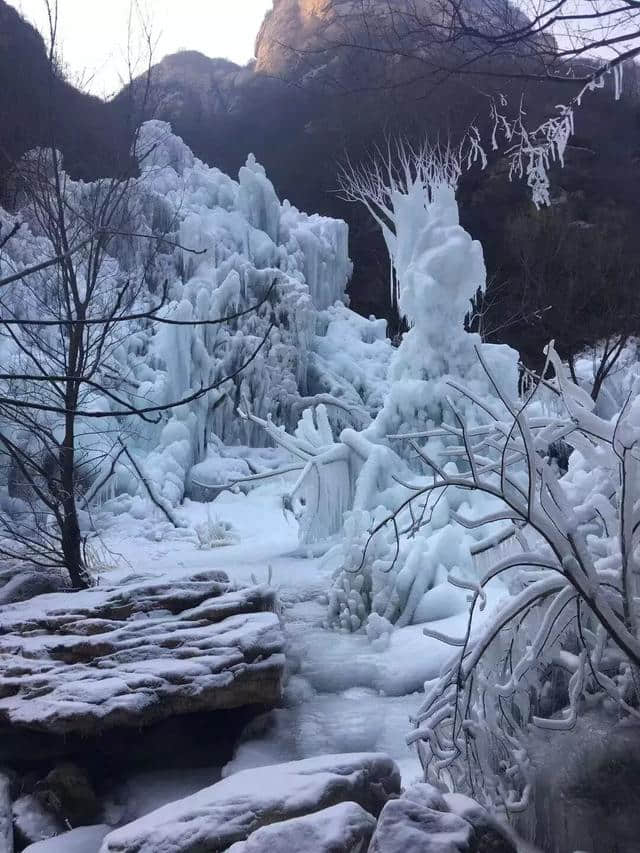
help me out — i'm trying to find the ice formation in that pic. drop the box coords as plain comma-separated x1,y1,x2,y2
368,181,517,441
246,160,520,632
0,121,390,511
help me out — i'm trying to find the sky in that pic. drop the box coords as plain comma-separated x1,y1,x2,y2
9,0,274,99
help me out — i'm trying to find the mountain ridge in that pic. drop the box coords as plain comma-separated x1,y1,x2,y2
2,0,640,365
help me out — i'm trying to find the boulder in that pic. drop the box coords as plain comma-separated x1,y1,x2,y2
226,801,377,853
35,762,100,828
368,798,473,853
12,794,64,849
0,772,12,853
100,752,401,853
22,824,111,852
368,784,517,853
443,794,517,853
0,569,69,606
403,783,450,813
0,572,284,742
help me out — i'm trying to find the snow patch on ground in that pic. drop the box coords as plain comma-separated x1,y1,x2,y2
92,480,500,786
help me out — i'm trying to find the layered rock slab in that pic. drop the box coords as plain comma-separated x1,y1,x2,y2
100,752,401,853
226,801,377,853
0,571,284,738
369,783,517,853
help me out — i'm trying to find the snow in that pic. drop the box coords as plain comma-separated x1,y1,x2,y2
225,801,377,853
99,752,400,853
83,479,505,787
22,825,111,853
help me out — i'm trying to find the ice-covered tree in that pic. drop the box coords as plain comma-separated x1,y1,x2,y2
395,342,640,813
339,139,516,441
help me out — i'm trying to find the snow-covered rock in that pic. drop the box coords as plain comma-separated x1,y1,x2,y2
225,801,377,853
0,571,284,740
369,783,517,853
12,794,64,849
22,824,111,853
368,798,473,853
100,752,400,853
0,568,69,605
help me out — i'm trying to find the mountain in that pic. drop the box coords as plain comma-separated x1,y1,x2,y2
0,0,126,187
3,0,640,365
254,0,540,83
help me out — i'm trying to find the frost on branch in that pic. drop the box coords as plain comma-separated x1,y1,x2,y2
490,63,627,207
404,343,640,814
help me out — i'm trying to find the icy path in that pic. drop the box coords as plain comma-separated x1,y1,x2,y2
98,482,467,788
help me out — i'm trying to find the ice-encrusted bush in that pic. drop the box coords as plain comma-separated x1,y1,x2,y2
404,343,640,814
194,510,239,549
325,508,395,632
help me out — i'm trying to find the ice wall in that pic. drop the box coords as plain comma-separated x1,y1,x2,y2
0,122,368,506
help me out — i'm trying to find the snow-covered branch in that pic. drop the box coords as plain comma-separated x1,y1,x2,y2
385,341,640,811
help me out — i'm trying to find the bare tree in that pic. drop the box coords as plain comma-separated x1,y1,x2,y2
0,173,274,588
0,2,275,588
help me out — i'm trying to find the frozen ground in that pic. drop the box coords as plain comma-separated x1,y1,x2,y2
93,477,502,791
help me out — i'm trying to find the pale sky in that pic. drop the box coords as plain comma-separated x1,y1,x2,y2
9,0,274,99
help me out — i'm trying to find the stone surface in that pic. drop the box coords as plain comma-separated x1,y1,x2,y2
22,824,111,852
368,797,473,853
0,772,12,853
100,752,401,853
12,794,64,849
518,711,640,853
226,801,377,853
0,572,284,738
35,762,100,828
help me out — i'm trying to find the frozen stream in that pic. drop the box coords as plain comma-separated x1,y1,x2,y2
96,478,481,814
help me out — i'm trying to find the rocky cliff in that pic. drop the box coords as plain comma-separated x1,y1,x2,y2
3,0,640,362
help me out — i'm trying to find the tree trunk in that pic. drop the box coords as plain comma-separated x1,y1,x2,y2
60,380,89,589
61,497,87,589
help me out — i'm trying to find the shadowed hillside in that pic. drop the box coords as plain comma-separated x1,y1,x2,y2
3,0,640,364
